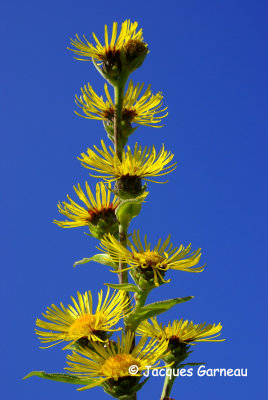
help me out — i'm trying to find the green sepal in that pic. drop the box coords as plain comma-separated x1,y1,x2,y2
103,120,137,147
130,268,161,291
103,120,115,143
23,371,95,386
120,46,148,74
129,376,149,393
121,121,138,138
87,218,119,240
114,183,147,201
103,376,149,399
92,58,123,86
115,196,146,228
105,282,139,293
164,347,192,366
73,254,117,269
126,296,194,330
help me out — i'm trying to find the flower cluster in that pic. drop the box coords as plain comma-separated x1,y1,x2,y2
68,21,144,63
68,20,148,79
25,19,225,400
65,331,169,390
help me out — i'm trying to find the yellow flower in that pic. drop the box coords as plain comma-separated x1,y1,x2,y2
65,331,170,390
35,288,129,349
99,230,204,287
68,20,145,64
53,181,118,228
137,317,224,344
75,80,168,128
79,140,177,184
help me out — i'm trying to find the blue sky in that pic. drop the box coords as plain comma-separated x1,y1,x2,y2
1,0,267,399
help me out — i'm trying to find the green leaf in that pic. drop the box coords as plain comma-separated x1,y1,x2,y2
116,195,147,225
73,254,117,269
23,371,95,386
105,282,139,293
127,296,194,329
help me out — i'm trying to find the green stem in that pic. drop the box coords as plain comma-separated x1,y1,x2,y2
113,74,134,327
113,73,129,160
160,363,176,400
113,73,129,286
135,290,149,310
118,223,128,285
113,73,136,400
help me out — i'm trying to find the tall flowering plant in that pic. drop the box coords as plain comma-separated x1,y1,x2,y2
24,20,224,400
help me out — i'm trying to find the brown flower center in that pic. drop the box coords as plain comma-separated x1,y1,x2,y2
99,47,121,74
87,204,117,225
102,107,138,123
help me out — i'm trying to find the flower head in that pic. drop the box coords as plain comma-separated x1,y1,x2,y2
75,80,168,128
68,20,148,76
137,317,224,345
36,288,129,349
65,331,169,391
99,230,204,287
79,140,177,188
53,182,119,238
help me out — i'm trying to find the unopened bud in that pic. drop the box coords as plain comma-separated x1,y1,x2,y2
87,208,119,239
122,39,148,71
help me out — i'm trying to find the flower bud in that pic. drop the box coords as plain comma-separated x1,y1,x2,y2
103,120,137,147
102,375,143,399
130,266,166,291
87,209,119,239
114,175,146,200
121,39,149,72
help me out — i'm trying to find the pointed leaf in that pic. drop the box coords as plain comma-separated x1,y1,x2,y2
105,283,139,293
73,254,117,269
127,296,194,328
116,198,143,226
116,190,147,216
23,371,95,385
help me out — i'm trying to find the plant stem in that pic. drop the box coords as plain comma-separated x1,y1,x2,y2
135,290,149,310
118,223,128,284
113,74,136,400
113,74,129,289
160,364,176,400
113,73,128,160
113,75,134,322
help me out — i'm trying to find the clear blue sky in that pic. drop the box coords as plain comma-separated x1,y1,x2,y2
1,0,267,399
